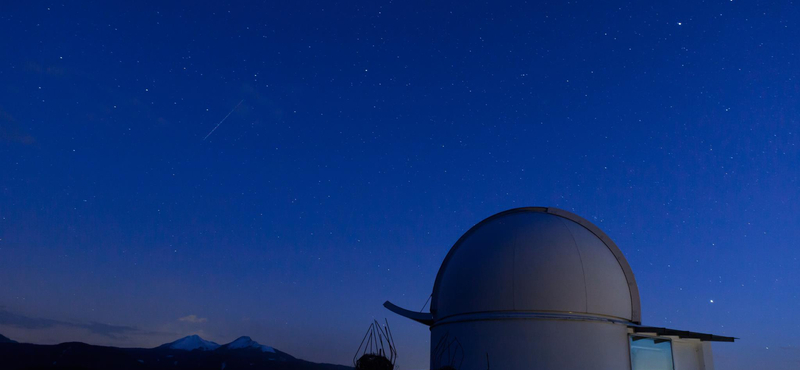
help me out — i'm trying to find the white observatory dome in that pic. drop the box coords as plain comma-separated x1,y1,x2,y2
430,207,641,323
385,207,733,370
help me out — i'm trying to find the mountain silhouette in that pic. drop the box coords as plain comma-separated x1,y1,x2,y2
157,334,221,351
0,333,16,343
0,333,351,370
218,336,277,353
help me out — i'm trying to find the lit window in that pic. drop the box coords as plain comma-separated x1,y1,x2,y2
630,336,674,370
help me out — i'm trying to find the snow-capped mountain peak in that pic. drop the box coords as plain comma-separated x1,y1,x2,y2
162,335,220,351
223,336,276,353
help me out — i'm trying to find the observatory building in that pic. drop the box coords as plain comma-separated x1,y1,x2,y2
385,207,734,370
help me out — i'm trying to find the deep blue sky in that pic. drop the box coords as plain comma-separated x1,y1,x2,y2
1,1,798,369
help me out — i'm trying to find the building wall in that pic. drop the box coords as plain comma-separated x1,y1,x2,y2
430,319,630,370
673,339,705,370
663,338,714,370
701,342,715,370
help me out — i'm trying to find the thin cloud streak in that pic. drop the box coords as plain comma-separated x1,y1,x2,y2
0,309,157,339
178,315,208,323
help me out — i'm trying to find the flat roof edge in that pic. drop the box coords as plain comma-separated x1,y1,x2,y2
630,325,737,342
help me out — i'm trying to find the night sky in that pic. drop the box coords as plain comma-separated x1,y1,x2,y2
1,1,799,369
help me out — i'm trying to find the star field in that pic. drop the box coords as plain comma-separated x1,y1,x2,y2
1,1,799,369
